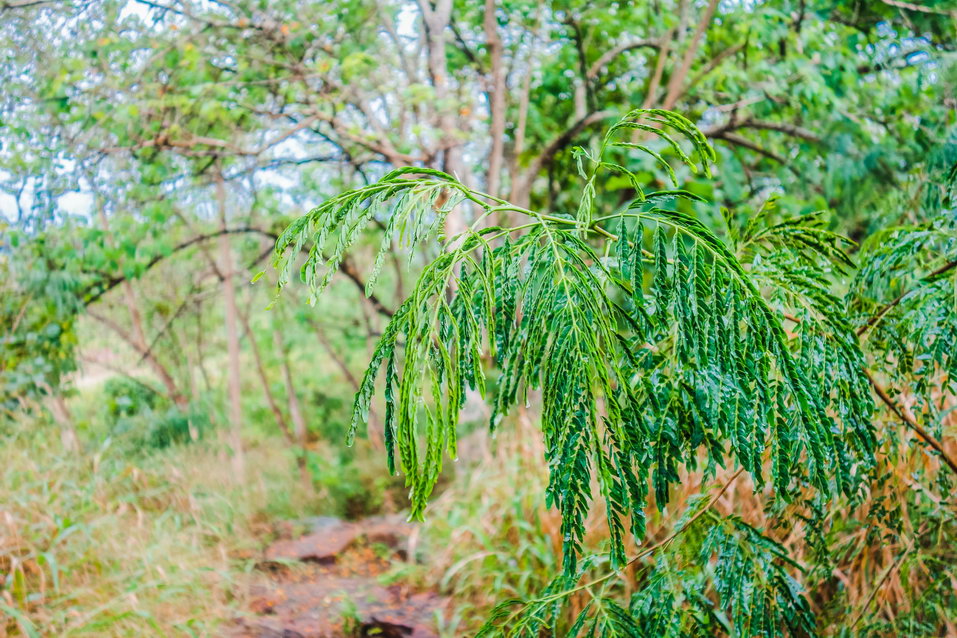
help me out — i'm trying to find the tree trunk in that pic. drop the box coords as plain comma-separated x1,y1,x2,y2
273,329,312,488
484,0,506,199
217,172,245,478
419,0,468,238
48,393,78,452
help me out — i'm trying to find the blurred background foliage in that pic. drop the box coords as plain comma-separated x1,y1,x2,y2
1,0,955,635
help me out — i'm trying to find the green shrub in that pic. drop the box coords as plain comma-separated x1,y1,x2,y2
100,378,210,451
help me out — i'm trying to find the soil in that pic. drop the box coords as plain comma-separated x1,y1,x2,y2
225,515,447,638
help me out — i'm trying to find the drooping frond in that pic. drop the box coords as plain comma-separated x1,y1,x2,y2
721,198,877,489
630,511,816,638
273,109,875,577
600,199,874,510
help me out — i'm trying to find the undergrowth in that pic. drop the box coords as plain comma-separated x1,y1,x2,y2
0,425,308,637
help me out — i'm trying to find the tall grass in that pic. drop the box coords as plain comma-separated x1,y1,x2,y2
0,427,309,637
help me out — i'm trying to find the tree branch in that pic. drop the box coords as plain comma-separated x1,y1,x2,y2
858,257,957,337
709,132,788,164
586,40,659,79
703,118,822,144
680,43,745,98
512,110,615,206
84,226,394,318
0,0,56,9
854,257,957,475
484,0,506,198
662,0,720,109
865,370,957,475
880,0,957,16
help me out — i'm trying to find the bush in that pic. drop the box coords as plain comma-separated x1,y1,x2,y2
100,378,210,451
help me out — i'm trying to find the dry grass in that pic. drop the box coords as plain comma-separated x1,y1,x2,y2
0,431,310,637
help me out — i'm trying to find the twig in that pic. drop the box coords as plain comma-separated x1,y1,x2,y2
849,540,914,629
83,226,395,318
625,467,745,566
853,257,957,476
857,258,957,338
537,467,746,602
865,370,957,476
880,0,957,16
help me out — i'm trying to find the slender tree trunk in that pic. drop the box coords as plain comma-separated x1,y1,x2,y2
217,171,245,478
510,64,532,193
273,329,312,487
484,0,506,199
47,393,78,452
419,0,468,239
422,0,462,175
507,5,542,210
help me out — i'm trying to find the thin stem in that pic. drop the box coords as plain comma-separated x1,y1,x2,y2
591,223,620,241
857,257,957,339
849,540,914,629
866,370,957,475
511,468,745,608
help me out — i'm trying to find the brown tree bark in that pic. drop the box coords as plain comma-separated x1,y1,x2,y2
216,171,246,478
418,0,469,240
484,0,506,199
273,329,312,487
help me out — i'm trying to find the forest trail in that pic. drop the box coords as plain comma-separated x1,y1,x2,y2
225,515,446,638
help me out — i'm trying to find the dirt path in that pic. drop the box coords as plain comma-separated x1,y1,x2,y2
225,515,446,638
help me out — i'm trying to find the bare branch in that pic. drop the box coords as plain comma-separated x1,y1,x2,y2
866,370,957,476
662,0,720,109
586,40,659,79
708,131,788,164
703,118,823,143
484,0,506,197
881,0,957,16
84,227,395,318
